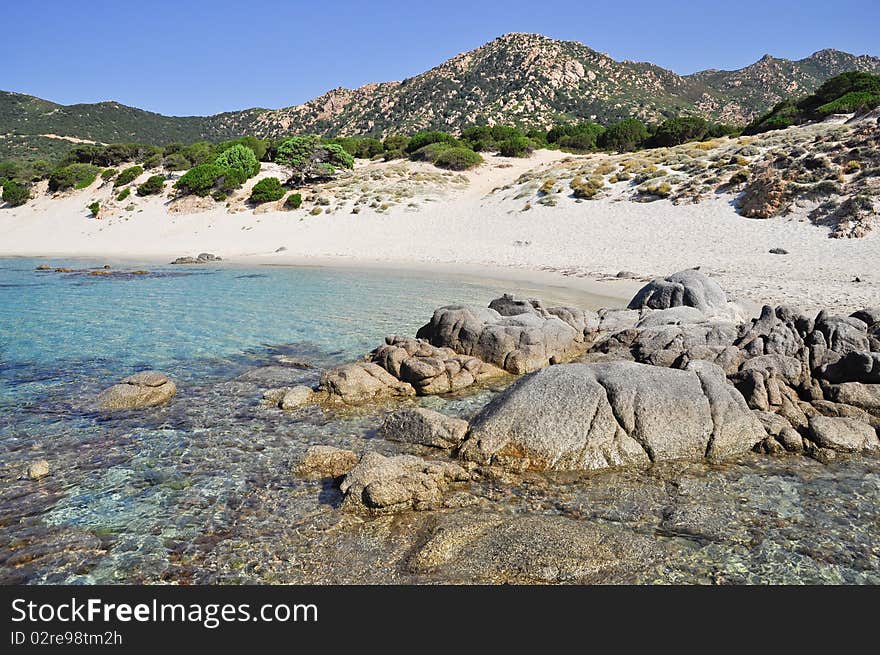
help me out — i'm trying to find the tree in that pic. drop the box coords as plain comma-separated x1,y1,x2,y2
650,116,709,147
405,131,457,153
249,177,285,204
2,180,30,207
598,119,649,152
275,135,354,183
546,122,605,147
213,144,260,178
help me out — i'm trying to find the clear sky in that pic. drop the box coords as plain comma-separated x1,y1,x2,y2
3,0,878,116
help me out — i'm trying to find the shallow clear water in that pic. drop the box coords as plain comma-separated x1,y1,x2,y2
1,257,878,585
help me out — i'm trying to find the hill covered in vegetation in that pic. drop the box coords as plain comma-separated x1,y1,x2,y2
2,33,879,164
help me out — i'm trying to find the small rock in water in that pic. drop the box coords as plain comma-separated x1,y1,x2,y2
97,371,176,410
275,246,288,253
381,408,469,449
27,460,50,480
295,446,358,479
853,277,862,283
103,264,111,269
35,265,52,271
280,385,315,409
769,248,789,255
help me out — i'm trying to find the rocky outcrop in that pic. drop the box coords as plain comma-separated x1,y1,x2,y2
294,446,359,479
318,362,415,405
807,416,880,453
370,336,506,394
339,452,470,514
96,371,176,410
381,408,469,449
737,167,788,218
415,299,593,374
459,360,765,471
627,269,727,315
170,253,222,264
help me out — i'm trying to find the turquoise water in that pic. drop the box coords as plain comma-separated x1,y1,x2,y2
0,258,530,583
1,258,878,584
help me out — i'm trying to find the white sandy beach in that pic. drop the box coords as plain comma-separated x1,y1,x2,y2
2,149,878,313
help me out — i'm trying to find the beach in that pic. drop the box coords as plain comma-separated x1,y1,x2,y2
2,147,877,313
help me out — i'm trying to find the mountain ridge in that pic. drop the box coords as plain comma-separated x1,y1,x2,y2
2,32,879,162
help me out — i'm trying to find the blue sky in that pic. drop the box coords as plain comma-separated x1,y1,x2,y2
3,0,878,116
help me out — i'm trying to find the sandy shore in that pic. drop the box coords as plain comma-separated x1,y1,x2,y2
2,149,878,313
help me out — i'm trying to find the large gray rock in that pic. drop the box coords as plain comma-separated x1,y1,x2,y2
339,452,469,513
370,336,506,395
807,416,880,453
822,382,880,415
318,362,415,405
817,351,880,384
381,408,469,449
415,301,589,375
627,269,726,315
97,371,176,410
459,360,764,471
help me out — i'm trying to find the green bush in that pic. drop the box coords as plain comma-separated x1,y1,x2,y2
0,161,20,180
175,163,225,196
101,168,117,181
116,187,131,202
2,180,30,207
214,144,261,178
136,175,165,196
163,152,191,171
498,135,533,157
383,135,410,153
249,177,285,204
87,201,100,217
547,123,605,149
433,147,483,170
48,163,101,191
818,91,880,115
409,142,454,162
461,125,525,152
597,119,649,152
405,131,457,153
216,136,268,162
284,192,302,210
114,165,144,187
179,141,217,167
329,137,384,159
650,117,709,147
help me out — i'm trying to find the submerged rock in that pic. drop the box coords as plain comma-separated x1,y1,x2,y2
319,362,415,405
26,460,50,481
459,360,764,471
170,253,222,265
381,408,469,449
295,446,359,479
96,371,176,410
340,452,469,513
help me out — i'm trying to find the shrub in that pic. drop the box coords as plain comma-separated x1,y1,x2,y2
213,144,260,179
310,206,323,215
330,137,384,159
114,165,144,187
116,187,131,202
163,152,191,171
101,168,117,181
0,161,20,180
174,163,226,196
547,123,605,149
383,135,410,152
433,147,483,170
87,201,100,217
136,175,165,196
598,119,649,152
818,91,880,115
275,136,354,183
650,117,709,147
409,142,453,162
48,163,101,191
498,136,533,157
2,180,30,207
284,192,302,210
179,141,217,167
250,177,285,204
405,131,457,153
216,136,268,162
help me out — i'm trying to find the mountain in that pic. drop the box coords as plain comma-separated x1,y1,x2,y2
2,33,880,162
